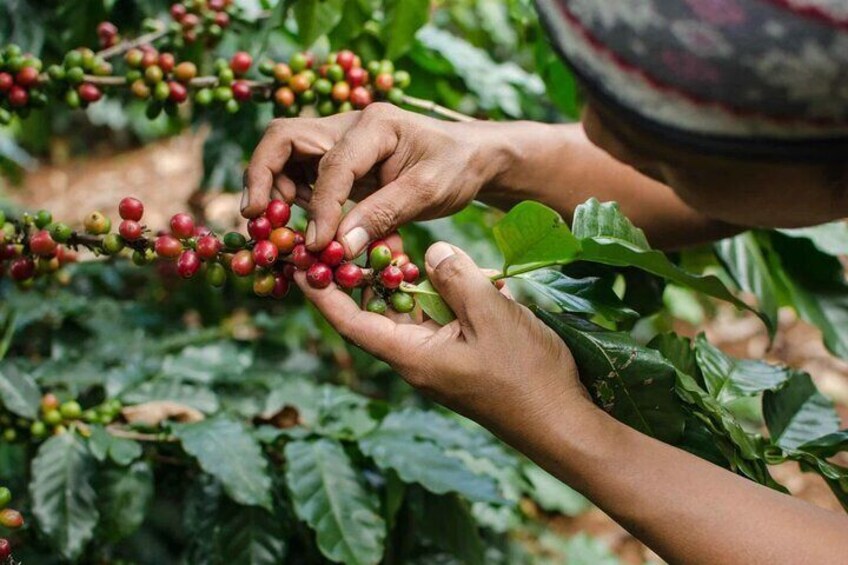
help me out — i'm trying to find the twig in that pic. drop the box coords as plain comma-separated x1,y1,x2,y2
106,425,177,443
400,94,474,122
96,23,170,60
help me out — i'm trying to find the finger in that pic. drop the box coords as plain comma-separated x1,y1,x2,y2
424,242,504,335
242,122,295,218
309,108,400,251
273,175,296,203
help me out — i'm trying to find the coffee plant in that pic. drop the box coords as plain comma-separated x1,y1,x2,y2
2,1,848,564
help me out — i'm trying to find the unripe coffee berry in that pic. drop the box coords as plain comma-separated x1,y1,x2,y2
84,211,111,235
118,197,144,221
206,262,227,287
253,272,276,296
390,291,415,313
270,227,296,253
158,52,176,74
291,244,317,270
380,265,403,289
0,487,11,508
306,262,333,289
319,241,345,267
170,213,195,238
41,392,59,412
60,400,82,419
223,231,247,250
252,240,278,268
102,233,125,254
334,263,363,289
248,216,272,240
196,234,222,260
400,262,419,283
230,51,252,75
174,61,197,83
155,234,183,259
119,219,143,240
231,249,255,276
331,81,350,103
177,250,201,278
366,296,388,314
133,248,155,265
10,257,34,281
30,230,57,256
265,199,291,228
369,244,392,270
43,409,62,425
274,87,295,107
375,73,393,92
289,73,311,94
271,274,290,299
0,509,23,529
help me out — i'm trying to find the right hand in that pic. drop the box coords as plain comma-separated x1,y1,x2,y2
242,103,509,257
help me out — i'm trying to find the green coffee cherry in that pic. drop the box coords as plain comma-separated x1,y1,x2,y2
60,400,82,419
0,487,11,509
390,291,415,313
102,233,125,255
50,222,73,243
44,409,62,425
206,262,227,287
223,231,247,250
34,209,52,228
369,245,392,270
30,420,47,438
366,297,388,314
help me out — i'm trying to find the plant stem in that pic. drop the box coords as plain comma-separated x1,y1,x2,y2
400,94,474,122
96,23,170,60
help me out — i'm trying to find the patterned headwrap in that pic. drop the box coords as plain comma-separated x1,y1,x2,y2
535,0,848,161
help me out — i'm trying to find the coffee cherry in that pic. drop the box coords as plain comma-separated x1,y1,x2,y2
214,11,230,27
319,241,345,267
177,250,201,278
366,296,387,314
0,487,11,508
306,262,332,289
155,234,183,259
230,51,252,76
223,231,247,250
350,86,372,109
347,67,368,88
10,257,34,281
326,64,345,83
125,48,144,68
158,52,176,74
131,79,151,99
0,538,10,561
78,83,102,103
375,73,394,93
252,240,278,268
247,216,272,240
182,13,200,29
8,85,28,107
194,88,213,106
231,249,255,276
169,81,188,103
289,72,311,94
253,272,275,296
380,265,403,289
153,81,170,102
334,263,363,289
274,86,295,107
119,219,142,241
145,65,164,84
30,230,57,256
331,81,350,103
291,244,317,270
265,199,291,228
41,392,59,412
231,80,251,102
336,50,355,71
170,3,187,21
43,409,62,425
84,211,111,235
387,88,404,105
289,52,308,73
30,420,47,438
271,274,290,298
206,262,227,287
16,65,39,88
174,61,197,83
196,234,222,260
0,509,22,529
118,197,144,221
169,213,195,238
102,233,125,254
400,262,419,283
390,291,415,313
140,49,158,69
0,72,13,92
369,244,392,270
270,227,297,253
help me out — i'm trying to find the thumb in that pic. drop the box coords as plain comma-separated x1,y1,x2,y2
425,242,502,333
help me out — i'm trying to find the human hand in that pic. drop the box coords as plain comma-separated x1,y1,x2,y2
243,104,510,258
294,240,589,433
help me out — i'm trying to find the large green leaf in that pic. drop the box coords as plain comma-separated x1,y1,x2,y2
533,311,685,443
492,201,581,276
410,489,485,565
285,438,385,565
218,500,288,565
293,0,345,47
173,415,272,510
647,333,700,381
359,409,505,503
694,335,795,404
778,222,848,257
797,430,848,458
96,461,153,543
30,433,99,560
383,0,430,59
571,198,649,249
405,279,456,325
519,269,637,322
763,372,840,450
0,362,40,419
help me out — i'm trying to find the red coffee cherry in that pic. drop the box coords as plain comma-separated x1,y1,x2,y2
282,263,297,280
230,51,253,76
170,3,187,21
265,199,291,228
247,216,272,241
375,73,394,93
10,257,35,280
16,66,40,88
331,81,350,103
293,231,305,246
274,87,295,107
119,220,143,241
118,197,144,221
78,83,102,103
319,241,345,267
271,275,290,299
380,265,403,289
392,252,409,266
400,262,419,283
169,81,188,103
29,230,57,257
334,263,363,289
174,62,197,83
0,509,23,529
291,244,317,270
8,85,28,107
158,52,175,74
214,11,230,27
0,72,13,92
335,50,355,72
155,234,183,259
0,537,11,561
177,250,201,279
270,227,297,253
252,239,278,268
346,67,368,88
350,86,372,109
306,262,333,289
230,249,255,276
169,213,195,239
196,234,222,260
181,13,199,30
231,81,251,102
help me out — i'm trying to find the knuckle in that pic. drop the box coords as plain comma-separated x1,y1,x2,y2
361,102,393,121
367,205,397,234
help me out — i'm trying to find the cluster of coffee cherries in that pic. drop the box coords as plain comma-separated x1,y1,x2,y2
0,209,78,287
0,45,48,124
0,485,23,563
123,45,205,117
167,0,235,46
44,47,114,110
1,393,119,444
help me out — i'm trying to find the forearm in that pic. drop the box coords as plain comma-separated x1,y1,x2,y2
496,399,848,564
473,121,740,249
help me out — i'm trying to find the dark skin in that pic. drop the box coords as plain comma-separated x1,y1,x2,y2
243,101,848,564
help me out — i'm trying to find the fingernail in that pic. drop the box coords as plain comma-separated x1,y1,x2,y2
426,242,455,269
305,221,317,247
240,188,248,212
342,227,369,256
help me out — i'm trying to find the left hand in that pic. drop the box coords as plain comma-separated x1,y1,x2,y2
295,241,590,433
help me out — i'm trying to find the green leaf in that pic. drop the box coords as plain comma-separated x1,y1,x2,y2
405,280,456,325
694,335,795,404
0,362,40,419
30,433,99,560
797,430,848,458
571,198,648,249
383,0,429,59
174,415,273,510
647,333,700,380
524,464,590,516
97,461,153,543
218,500,288,564
493,201,581,276
534,311,685,443
410,489,485,565
293,0,345,47
0,308,15,360
87,426,142,466
285,438,385,565
359,409,505,503
519,269,637,322
763,372,840,450
777,222,848,256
